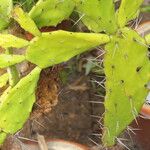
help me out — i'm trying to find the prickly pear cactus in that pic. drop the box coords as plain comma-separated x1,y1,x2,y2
29,0,75,28
0,73,9,88
145,34,150,45
117,0,144,27
0,0,13,30
13,7,41,36
26,30,110,68
0,34,29,48
0,6,110,145
102,27,150,146
76,0,117,34
0,67,41,144
0,54,25,68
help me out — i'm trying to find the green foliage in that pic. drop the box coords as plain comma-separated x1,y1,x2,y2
102,27,150,146
13,7,41,36
0,0,13,30
76,0,117,34
117,0,144,27
26,30,110,68
0,67,41,144
0,54,25,68
0,73,9,88
0,34,29,48
29,0,75,28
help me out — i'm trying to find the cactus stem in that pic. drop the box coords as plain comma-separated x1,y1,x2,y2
5,48,19,87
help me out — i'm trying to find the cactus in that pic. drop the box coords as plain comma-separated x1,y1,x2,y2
0,6,110,145
117,0,144,27
102,27,150,146
13,7,41,36
145,34,150,45
0,67,41,144
0,73,9,88
0,0,13,30
0,54,25,68
26,30,110,68
76,0,117,34
0,34,29,48
29,0,75,28
13,0,37,12
0,0,149,147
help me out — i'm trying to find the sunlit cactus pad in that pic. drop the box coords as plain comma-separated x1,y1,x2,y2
26,30,110,68
0,67,41,144
0,0,12,30
76,0,117,34
117,0,144,27
103,27,150,146
29,0,75,28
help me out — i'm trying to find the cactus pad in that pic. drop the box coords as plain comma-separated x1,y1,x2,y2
0,34,29,48
29,0,75,28
145,34,150,45
13,7,41,36
0,73,9,88
76,0,117,34
117,0,144,27
26,30,110,68
0,67,41,144
0,54,25,68
0,0,13,30
102,27,150,146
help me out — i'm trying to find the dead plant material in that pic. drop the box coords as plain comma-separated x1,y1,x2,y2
31,66,60,119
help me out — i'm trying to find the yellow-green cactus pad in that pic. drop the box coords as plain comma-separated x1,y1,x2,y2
117,0,143,27
102,27,150,146
76,0,117,34
26,30,110,68
0,0,13,30
0,132,7,145
29,0,75,28
0,73,9,88
0,54,25,68
0,34,29,48
0,67,41,144
13,7,41,36
145,34,150,45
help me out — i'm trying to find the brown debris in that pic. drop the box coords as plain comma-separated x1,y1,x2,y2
31,67,60,119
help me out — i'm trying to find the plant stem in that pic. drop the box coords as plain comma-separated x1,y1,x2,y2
5,48,20,87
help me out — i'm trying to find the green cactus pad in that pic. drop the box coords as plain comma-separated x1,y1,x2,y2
117,0,143,27
0,54,25,68
13,7,41,36
0,34,29,48
29,0,75,28
145,34,150,45
76,0,117,34
0,132,7,145
0,0,13,30
0,73,9,88
26,30,110,68
0,67,41,137
102,27,150,146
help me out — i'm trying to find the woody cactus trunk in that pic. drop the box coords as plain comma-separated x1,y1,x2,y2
0,0,149,148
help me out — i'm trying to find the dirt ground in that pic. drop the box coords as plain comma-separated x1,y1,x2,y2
1,0,150,149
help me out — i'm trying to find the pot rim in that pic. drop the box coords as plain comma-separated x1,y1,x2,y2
22,138,90,150
136,21,150,118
